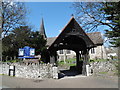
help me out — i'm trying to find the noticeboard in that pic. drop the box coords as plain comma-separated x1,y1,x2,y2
30,48,35,56
18,46,35,57
19,49,24,56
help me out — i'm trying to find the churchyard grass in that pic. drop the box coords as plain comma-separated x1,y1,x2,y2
57,58,76,67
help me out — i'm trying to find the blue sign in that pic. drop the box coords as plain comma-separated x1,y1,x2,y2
18,46,35,59
24,46,30,56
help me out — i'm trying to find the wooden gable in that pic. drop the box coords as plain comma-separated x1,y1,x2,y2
48,17,95,51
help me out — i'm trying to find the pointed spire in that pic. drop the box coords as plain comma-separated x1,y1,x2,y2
40,18,47,39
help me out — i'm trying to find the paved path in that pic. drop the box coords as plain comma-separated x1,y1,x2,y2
1,75,118,88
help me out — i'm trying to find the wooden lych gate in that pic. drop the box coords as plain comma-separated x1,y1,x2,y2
44,16,96,75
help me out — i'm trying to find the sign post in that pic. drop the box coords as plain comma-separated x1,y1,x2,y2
9,65,15,76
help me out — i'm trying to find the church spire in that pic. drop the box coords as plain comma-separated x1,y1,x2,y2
40,18,47,39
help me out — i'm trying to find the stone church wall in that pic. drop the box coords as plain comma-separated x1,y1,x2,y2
89,45,107,60
57,45,107,61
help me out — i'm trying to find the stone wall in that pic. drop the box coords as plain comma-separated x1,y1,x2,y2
0,61,117,79
89,61,117,76
0,62,58,79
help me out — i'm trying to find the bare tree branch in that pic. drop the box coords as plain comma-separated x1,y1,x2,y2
73,2,115,32
2,1,27,37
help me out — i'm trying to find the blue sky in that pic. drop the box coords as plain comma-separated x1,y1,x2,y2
25,2,74,37
25,2,110,47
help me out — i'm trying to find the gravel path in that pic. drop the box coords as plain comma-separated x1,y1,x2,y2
1,75,118,88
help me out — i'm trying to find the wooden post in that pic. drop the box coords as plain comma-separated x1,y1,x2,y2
82,49,89,75
76,51,80,69
63,49,67,64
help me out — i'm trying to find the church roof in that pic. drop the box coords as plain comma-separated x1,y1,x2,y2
46,37,56,46
87,32,103,45
47,32,103,47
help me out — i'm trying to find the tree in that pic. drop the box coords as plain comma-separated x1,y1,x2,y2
102,2,120,47
2,26,46,61
29,31,47,55
1,0,27,37
73,2,120,47
73,2,107,32
2,26,31,60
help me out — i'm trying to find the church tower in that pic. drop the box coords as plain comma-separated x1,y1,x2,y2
39,18,47,39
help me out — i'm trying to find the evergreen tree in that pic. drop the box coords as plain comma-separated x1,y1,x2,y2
29,31,46,55
2,26,46,61
103,2,120,47
73,2,120,47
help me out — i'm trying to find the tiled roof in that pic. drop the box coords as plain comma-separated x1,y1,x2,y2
46,37,56,46
47,32,103,47
87,32,103,45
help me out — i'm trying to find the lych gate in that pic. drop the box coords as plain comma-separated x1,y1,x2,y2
46,17,95,75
